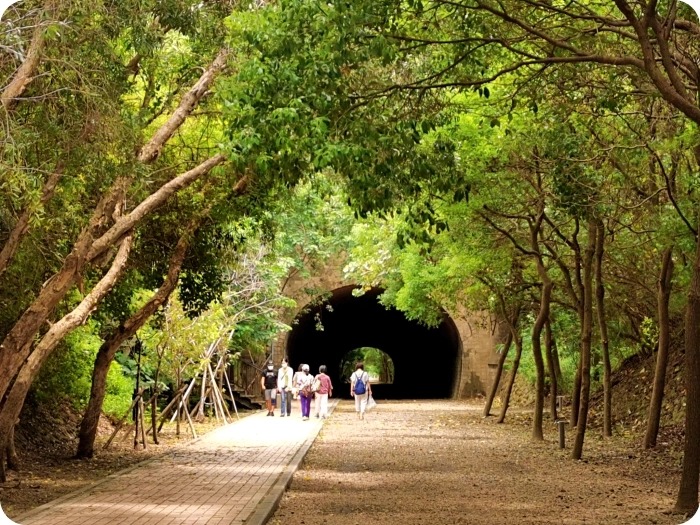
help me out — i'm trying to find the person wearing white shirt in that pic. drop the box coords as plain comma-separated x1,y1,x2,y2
277,358,293,417
350,362,372,420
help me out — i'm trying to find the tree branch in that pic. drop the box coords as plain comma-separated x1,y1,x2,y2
137,48,231,163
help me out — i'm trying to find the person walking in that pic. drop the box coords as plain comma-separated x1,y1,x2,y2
350,362,371,420
260,361,277,416
296,364,314,420
313,365,333,419
292,363,303,400
277,358,293,417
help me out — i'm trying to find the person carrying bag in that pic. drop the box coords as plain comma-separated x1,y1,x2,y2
350,362,371,420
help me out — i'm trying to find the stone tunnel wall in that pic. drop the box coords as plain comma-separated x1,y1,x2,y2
451,308,506,397
272,258,505,398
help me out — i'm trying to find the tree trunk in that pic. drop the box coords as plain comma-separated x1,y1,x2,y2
176,368,181,437
570,310,584,429
0,167,63,279
0,157,231,408
545,317,558,421
530,212,552,441
595,219,613,438
674,218,700,514
531,277,552,441
151,355,162,445
85,155,228,263
6,422,19,471
0,236,132,468
497,332,523,424
551,332,563,390
1,9,47,110
484,330,513,417
0,49,235,404
571,220,596,460
644,246,674,448
0,189,123,403
76,221,197,458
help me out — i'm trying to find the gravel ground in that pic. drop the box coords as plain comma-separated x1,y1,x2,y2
268,399,690,525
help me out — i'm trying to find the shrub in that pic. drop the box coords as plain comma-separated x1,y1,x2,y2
103,361,134,420
33,321,134,418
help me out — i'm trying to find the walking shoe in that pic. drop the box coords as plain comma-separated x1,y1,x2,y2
314,414,320,419
280,413,285,417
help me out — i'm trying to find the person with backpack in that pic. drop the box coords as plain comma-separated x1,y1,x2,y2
260,361,277,416
350,362,371,420
313,365,333,419
295,364,314,420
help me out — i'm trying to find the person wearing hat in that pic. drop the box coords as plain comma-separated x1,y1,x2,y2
294,364,314,420
261,361,277,416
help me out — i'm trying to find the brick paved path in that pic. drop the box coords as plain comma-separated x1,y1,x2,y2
11,405,336,525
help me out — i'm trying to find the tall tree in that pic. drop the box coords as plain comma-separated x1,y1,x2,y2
571,220,597,460
644,246,674,448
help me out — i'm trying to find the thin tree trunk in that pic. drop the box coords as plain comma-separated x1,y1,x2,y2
542,216,583,428
531,277,552,441
176,368,181,437
484,330,513,417
545,317,558,421
530,213,552,442
497,333,523,424
571,220,597,460
0,235,133,467
76,217,199,458
151,355,162,445
644,247,674,448
0,167,63,279
674,218,700,514
551,333,563,389
595,220,613,437
485,295,522,418
571,311,584,429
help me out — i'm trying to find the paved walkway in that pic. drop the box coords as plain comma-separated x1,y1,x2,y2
10,402,337,525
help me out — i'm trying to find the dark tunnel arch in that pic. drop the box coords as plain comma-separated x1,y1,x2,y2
285,286,462,399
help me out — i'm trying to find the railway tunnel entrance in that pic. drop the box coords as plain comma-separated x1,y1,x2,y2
285,286,462,399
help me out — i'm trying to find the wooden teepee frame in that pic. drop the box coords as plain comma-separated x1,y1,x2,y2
104,337,239,449
169,337,239,425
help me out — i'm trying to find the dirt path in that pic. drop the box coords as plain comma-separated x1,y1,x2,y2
268,400,687,525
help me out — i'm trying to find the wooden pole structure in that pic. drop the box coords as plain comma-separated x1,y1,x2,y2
103,390,142,449
133,339,143,450
222,360,240,420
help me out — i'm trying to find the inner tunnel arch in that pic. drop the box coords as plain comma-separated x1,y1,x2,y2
285,286,462,398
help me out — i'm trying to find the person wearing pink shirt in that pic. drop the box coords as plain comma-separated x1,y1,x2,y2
313,365,333,419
